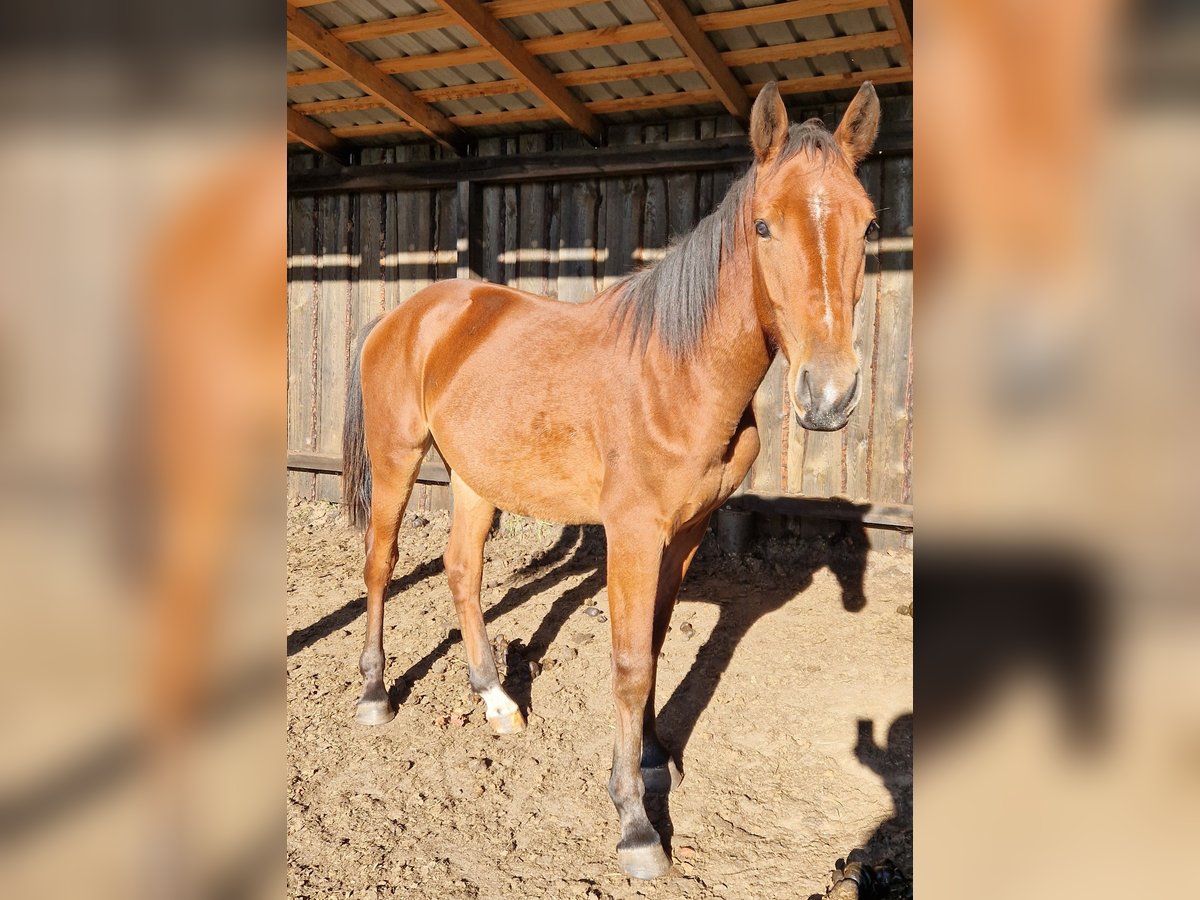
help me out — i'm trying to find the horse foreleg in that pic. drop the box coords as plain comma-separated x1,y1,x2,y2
356,446,425,725
605,522,672,879
641,512,711,794
446,474,524,734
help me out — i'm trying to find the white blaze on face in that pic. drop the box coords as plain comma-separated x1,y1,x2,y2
809,188,834,336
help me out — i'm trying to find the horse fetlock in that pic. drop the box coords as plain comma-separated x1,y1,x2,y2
358,648,384,680
608,768,647,815
480,685,524,734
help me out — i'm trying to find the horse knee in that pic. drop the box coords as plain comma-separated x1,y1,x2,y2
612,656,652,709
443,550,471,597
363,552,393,591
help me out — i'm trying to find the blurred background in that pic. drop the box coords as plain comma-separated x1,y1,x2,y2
0,0,1197,898
917,0,1200,897
0,2,281,898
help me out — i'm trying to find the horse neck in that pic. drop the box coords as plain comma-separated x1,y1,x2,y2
684,223,775,416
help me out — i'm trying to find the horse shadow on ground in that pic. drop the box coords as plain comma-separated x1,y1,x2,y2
487,520,885,882
799,542,1109,898
286,554,447,657
286,514,594,663
654,521,870,771
387,522,606,711
375,517,874,752
286,513,904,881
639,519,878,868
804,713,913,900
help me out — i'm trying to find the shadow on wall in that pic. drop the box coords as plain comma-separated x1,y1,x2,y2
284,148,913,295
284,217,910,293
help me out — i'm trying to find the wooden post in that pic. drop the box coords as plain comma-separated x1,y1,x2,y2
456,179,482,280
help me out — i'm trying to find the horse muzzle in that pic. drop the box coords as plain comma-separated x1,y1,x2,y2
794,367,860,432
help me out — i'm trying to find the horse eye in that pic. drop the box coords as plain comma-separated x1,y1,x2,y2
755,220,771,239
865,220,880,241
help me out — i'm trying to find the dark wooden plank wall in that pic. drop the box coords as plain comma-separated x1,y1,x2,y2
287,114,913,548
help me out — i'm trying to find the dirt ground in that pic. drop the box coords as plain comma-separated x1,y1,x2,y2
287,500,912,900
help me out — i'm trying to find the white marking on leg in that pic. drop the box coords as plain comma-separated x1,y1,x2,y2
809,189,834,336
480,685,519,721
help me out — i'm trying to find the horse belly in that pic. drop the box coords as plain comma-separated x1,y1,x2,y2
486,470,603,525
432,410,605,525
444,444,603,524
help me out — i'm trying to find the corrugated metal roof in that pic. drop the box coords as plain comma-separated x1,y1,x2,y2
287,0,912,147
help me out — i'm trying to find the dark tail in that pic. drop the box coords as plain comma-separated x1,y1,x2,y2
342,316,384,530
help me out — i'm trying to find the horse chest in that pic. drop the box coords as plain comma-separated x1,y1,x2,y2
673,419,761,528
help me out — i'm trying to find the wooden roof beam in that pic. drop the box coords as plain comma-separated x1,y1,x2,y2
886,0,913,66
294,0,881,48
642,0,752,123
317,0,586,44
435,0,603,144
325,66,912,138
290,33,904,114
285,3,466,154
287,106,351,162
287,0,886,89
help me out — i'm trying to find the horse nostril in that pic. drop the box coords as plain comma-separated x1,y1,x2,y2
799,369,814,408
840,372,861,412
827,373,859,416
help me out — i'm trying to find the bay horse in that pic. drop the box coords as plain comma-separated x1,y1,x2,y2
342,81,881,879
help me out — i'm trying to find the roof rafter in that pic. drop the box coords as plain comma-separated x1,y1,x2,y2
642,0,751,123
321,66,912,139
290,32,904,114
885,0,913,67
434,0,603,144
287,106,350,162
319,0,585,44
298,0,881,47
287,0,886,88
285,3,466,154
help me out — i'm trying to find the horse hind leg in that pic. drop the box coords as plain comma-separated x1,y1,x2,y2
445,473,524,735
355,444,427,725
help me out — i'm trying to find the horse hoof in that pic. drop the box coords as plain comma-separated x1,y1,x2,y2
487,709,526,735
617,843,672,880
354,698,396,726
641,758,683,794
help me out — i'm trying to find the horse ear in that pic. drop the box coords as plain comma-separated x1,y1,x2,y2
750,82,788,165
834,81,881,166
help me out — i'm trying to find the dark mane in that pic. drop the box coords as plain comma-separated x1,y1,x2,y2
612,119,845,358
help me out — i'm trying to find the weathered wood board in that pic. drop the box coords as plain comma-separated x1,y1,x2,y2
288,109,913,546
